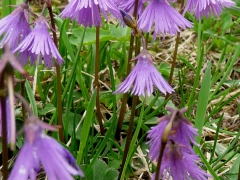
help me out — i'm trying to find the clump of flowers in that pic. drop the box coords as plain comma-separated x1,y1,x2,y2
148,107,210,180
114,49,174,97
8,115,84,180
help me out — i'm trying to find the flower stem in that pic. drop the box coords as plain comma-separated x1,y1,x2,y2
116,0,139,140
46,0,64,143
14,93,33,116
95,26,105,136
0,70,8,180
165,0,185,100
7,73,16,150
117,95,138,180
154,142,167,180
155,110,177,180
21,80,26,122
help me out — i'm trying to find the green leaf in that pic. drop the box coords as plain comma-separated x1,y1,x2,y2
25,80,38,116
195,62,211,145
77,89,97,164
85,159,119,180
70,27,113,45
38,103,56,116
225,154,240,180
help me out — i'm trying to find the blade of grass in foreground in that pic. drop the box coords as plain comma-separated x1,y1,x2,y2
25,80,38,116
194,62,211,145
77,89,97,164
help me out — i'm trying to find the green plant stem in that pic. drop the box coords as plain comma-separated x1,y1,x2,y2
116,0,139,140
117,95,138,180
95,26,105,136
46,0,64,143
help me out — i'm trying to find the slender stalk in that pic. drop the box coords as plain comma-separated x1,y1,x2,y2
155,110,177,180
117,95,138,180
14,93,33,116
165,0,185,100
116,0,139,140
46,0,64,143
95,26,105,136
21,80,26,122
0,71,8,180
154,142,167,180
7,73,16,150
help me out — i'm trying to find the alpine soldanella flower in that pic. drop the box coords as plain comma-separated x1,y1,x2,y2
114,49,174,97
184,0,236,19
138,0,193,40
116,0,147,17
148,107,198,161
8,116,84,180
60,0,121,27
14,16,63,68
152,140,210,180
0,2,31,50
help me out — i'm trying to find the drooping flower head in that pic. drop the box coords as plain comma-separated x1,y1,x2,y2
14,16,63,68
147,107,198,161
138,0,192,40
152,140,210,180
0,2,31,50
8,116,84,180
114,49,174,97
60,0,121,27
184,0,236,19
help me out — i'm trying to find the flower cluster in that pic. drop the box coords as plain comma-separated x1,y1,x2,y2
0,3,64,68
148,107,210,179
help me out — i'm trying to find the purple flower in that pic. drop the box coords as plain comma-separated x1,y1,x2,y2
184,0,236,19
116,0,147,17
60,0,121,27
0,3,31,50
152,140,210,180
147,107,198,161
14,16,63,68
8,116,84,180
114,49,174,97
138,0,192,40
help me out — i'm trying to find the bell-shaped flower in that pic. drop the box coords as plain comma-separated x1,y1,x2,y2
184,0,236,19
0,3,31,51
14,16,63,68
147,107,199,161
60,0,121,27
152,140,210,180
138,0,192,40
114,49,174,97
8,116,84,180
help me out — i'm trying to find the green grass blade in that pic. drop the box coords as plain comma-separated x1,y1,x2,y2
77,89,97,164
194,62,211,145
25,80,38,116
